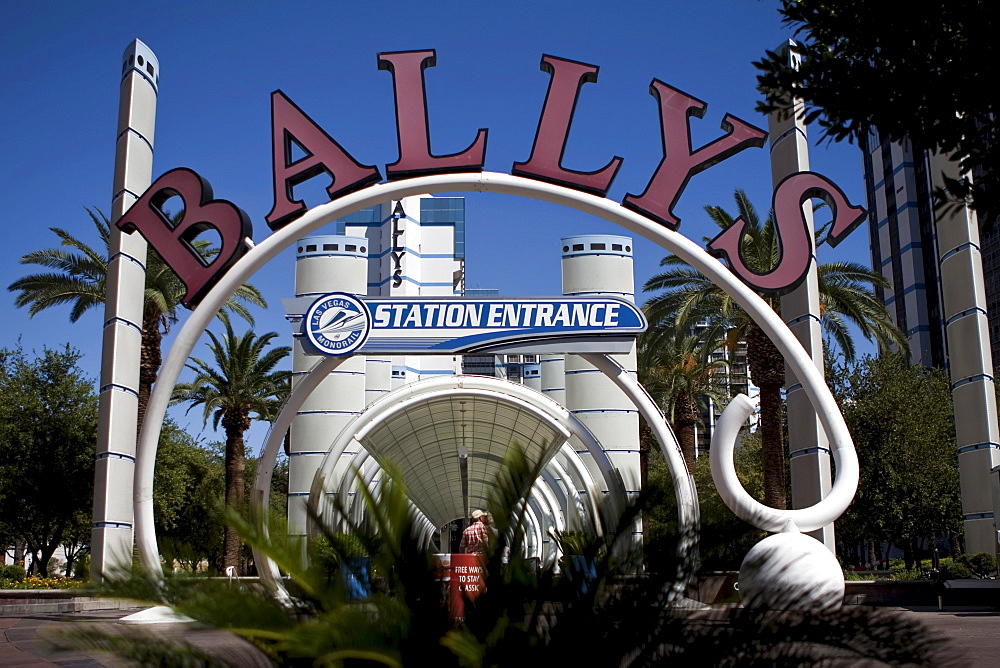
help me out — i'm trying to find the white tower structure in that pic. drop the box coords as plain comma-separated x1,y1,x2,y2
93,40,158,579
561,235,641,505
931,154,1000,556
288,236,368,542
539,354,566,406
768,42,835,550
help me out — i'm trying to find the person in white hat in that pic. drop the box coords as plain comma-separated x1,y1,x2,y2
459,509,490,554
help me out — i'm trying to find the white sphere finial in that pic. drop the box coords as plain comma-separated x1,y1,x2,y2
738,527,845,611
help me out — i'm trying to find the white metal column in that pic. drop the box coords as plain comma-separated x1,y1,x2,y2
769,41,834,550
92,40,158,579
932,154,1000,556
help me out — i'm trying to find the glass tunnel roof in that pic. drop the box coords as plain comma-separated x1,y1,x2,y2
353,385,568,529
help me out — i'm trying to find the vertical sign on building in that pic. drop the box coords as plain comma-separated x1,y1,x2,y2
92,40,158,579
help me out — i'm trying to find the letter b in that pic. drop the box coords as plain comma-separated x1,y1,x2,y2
117,168,253,308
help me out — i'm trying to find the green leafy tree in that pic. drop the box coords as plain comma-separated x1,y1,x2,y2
833,354,962,568
153,422,226,573
154,422,290,574
171,317,291,573
58,510,92,578
8,208,266,431
645,429,766,572
755,0,997,223
644,189,904,509
0,345,97,576
637,325,732,471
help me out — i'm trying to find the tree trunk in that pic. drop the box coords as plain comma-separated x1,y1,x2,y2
222,410,250,574
35,541,60,578
949,532,963,558
746,323,787,509
136,305,163,436
903,536,916,570
758,383,786,509
674,391,698,473
639,424,652,545
26,546,41,576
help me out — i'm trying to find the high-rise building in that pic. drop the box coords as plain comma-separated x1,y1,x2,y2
693,322,757,456
862,129,1000,369
339,195,467,386
863,131,949,368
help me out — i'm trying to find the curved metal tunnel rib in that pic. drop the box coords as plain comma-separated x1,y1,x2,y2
251,368,626,593
307,376,626,536
335,447,580,555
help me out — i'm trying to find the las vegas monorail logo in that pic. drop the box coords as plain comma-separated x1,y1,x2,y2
305,293,372,355
292,293,646,356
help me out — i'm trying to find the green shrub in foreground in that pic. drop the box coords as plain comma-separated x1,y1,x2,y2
50,449,953,666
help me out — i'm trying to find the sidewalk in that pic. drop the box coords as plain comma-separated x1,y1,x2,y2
892,606,1000,664
0,609,270,666
2,606,998,666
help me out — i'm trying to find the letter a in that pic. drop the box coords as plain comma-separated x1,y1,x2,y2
512,55,622,196
117,168,253,308
378,50,487,179
266,90,382,231
707,172,866,294
624,81,766,228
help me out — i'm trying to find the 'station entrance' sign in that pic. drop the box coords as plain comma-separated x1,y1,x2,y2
285,293,647,356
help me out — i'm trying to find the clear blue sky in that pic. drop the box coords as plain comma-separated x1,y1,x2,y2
0,1,872,445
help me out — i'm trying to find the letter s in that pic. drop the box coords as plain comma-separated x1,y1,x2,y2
706,172,865,294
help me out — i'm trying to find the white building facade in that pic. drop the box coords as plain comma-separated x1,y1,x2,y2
287,197,641,550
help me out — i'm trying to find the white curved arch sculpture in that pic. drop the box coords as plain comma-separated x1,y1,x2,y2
133,172,856,583
710,394,847,532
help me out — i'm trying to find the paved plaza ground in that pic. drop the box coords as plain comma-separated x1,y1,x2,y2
1,605,998,666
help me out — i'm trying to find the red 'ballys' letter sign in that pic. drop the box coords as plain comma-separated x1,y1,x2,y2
512,55,623,197
378,50,488,179
623,81,766,229
117,168,253,308
266,90,382,231
707,171,866,294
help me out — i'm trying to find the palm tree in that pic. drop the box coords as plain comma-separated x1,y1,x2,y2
637,325,732,472
643,189,905,509
8,207,266,431
171,316,291,572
